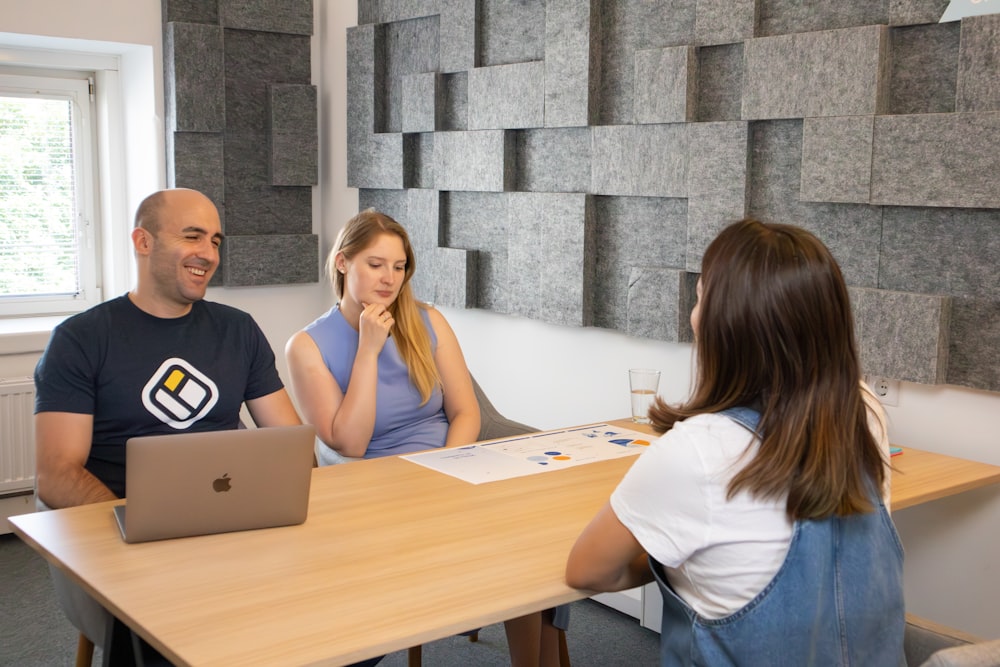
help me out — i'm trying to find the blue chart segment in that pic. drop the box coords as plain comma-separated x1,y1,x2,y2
609,438,651,447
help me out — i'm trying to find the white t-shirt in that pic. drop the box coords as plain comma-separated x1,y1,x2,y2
610,393,890,620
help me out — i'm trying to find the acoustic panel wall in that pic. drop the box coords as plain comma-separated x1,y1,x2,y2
163,0,319,286
349,0,1000,393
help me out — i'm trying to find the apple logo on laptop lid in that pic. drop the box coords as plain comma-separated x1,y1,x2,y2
213,473,232,493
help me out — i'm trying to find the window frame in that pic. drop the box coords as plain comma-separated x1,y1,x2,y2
0,70,102,316
0,35,157,338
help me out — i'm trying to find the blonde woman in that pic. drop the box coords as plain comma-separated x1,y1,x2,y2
287,209,562,666
286,209,479,462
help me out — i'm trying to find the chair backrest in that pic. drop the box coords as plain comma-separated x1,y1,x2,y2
919,640,1000,667
470,375,538,441
905,614,994,667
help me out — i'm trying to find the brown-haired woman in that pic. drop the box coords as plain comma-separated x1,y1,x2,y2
566,218,904,666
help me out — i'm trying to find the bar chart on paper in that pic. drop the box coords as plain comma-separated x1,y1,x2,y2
403,424,653,484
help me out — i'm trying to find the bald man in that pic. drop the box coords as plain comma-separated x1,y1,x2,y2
32,189,303,658
35,188,302,508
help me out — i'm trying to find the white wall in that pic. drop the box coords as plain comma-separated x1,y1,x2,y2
2,0,999,639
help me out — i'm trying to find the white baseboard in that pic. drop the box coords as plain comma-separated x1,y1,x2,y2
592,587,643,619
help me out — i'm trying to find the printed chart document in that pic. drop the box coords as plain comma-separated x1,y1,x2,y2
402,424,654,484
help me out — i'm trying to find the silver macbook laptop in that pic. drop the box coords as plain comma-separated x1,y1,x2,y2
114,424,315,543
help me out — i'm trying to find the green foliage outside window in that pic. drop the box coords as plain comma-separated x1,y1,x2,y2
0,95,80,298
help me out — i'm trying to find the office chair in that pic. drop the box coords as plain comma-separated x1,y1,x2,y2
905,614,1000,667
407,376,571,667
34,490,109,667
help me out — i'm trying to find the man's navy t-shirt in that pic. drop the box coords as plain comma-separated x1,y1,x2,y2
34,295,283,498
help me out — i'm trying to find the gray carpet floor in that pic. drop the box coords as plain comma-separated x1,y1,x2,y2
0,532,659,666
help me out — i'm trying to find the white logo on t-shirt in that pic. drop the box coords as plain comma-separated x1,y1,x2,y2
141,358,219,429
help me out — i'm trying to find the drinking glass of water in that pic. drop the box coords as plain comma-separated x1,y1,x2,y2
629,368,660,424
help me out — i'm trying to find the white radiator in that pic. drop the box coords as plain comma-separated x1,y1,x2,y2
0,377,36,495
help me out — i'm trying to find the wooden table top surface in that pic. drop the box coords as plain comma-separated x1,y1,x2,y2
10,418,1000,666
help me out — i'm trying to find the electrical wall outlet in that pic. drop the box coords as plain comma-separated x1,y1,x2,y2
864,375,899,407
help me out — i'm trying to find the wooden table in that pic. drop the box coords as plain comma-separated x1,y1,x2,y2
882,445,1000,511
10,419,1000,666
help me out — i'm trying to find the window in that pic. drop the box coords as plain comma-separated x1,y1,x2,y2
0,71,99,316
0,36,157,333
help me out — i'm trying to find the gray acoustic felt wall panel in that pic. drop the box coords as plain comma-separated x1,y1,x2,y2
947,298,1000,390
591,124,688,197
742,26,889,119
349,0,1000,393
851,287,951,385
440,0,476,73
871,113,1000,208
597,1,696,126
633,46,698,124
164,0,218,24
957,14,1000,112
164,22,224,133
800,116,874,204
401,73,440,133
749,120,885,289
358,0,440,25
218,0,313,35
434,130,512,192
889,0,952,26
544,0,600,127
442,191,512,313
627,268,692,342
888,22,960,114
479,0,545,67
223,234,318,286
162,0,319,287
695,0,756,45
378,16,440,135
468,62,545,130
695,43,744,122
403,133,435,189
513,128,591,193
168,133,225,209
685,121,750,271
507,192,594,327
269,84,318,187
593,196,689,333
756,1,888,36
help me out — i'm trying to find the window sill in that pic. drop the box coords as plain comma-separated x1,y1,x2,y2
0,315,66,355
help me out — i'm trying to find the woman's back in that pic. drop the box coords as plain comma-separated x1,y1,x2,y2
567,219,905,666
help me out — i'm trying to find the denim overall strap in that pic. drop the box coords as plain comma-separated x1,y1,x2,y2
650,409,906,667
717,406,761,435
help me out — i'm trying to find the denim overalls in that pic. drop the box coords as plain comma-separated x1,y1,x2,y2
650,407,905,666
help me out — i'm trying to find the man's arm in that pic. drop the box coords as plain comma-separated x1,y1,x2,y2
245,389,310,465
35,412,117,508
245,388,302,428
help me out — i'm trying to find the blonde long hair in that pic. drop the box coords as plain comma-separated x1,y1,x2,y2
329,209,439,403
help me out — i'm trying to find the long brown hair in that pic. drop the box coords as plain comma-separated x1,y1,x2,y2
328,209,439,403
648,218,885,520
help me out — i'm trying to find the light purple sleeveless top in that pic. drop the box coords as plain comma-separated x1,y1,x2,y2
304,305,447,462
